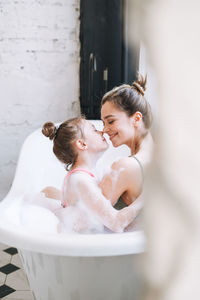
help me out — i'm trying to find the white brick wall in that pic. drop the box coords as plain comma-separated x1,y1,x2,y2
0,0,81,200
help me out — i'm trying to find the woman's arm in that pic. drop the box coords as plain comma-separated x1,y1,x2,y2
98,165,126,206
99,157,142,206
99,133,154,206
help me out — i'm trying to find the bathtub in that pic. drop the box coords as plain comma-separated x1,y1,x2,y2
0,120,145,300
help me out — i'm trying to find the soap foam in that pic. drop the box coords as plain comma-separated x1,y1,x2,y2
6,190,141,235
19,192,106,234
20,204,59,234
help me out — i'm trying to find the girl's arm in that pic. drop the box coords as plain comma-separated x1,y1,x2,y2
71,174,137,233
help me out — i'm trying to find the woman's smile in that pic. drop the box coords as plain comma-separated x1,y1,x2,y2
109,132,118,141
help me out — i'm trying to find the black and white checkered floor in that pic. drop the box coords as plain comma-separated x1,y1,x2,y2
0,243,34,300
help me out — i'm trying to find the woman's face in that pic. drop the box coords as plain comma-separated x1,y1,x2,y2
101,101,135,148
83,120,109,152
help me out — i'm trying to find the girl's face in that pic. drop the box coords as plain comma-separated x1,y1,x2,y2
101,101,136,148
83,120,108,152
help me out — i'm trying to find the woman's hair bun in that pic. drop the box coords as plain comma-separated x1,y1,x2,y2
132,73,147,96
42,122,57,140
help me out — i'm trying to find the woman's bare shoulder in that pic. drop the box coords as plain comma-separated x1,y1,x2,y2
111,156,141,173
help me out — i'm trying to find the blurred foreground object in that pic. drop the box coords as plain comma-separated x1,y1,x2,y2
129,0,200,299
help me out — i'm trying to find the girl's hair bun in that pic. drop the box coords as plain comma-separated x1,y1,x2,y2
132,73,147,96
42,122,57,140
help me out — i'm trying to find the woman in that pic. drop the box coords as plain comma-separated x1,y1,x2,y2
100,73,153,208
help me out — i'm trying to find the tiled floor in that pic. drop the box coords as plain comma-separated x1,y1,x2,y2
0,243,34,300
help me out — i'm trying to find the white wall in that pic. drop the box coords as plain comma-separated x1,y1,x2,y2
0,0,80,200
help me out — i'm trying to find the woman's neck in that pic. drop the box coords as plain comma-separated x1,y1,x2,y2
128,124,147,155
130,136,141,155
133,132,154,166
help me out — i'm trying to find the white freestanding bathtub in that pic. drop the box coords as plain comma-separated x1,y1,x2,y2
0,120,145,300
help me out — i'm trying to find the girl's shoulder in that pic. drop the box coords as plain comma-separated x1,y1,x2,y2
65,170,96,186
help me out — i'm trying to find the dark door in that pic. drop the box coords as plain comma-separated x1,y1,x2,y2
80,0,139,119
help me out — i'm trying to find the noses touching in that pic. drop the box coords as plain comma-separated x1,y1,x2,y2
103,125,109,134
103,125,112,136
97,130,105,138
97,130,103,135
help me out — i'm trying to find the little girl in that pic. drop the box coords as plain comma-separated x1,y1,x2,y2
42,117,141,233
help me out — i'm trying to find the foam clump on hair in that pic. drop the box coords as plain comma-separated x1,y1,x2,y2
42,122,57,140
132,73,147,96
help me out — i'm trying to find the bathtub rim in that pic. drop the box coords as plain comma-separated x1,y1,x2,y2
0,205,145,257
0,227,145,258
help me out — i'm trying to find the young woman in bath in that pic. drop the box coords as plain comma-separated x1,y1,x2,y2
100,73,153,208
42,117,142,233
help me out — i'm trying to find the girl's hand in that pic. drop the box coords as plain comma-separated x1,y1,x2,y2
41,186,62,200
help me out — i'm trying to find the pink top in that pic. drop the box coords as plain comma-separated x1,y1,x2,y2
62,168,96,208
